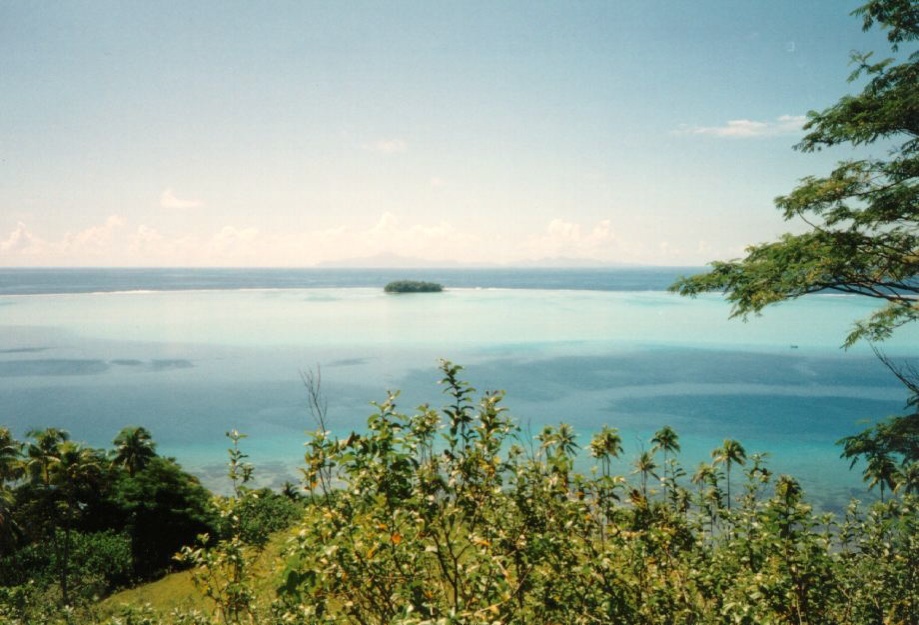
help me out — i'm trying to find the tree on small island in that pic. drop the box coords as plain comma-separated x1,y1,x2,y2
384,280,443,293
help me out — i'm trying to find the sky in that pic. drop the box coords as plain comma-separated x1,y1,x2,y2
0,1,900,267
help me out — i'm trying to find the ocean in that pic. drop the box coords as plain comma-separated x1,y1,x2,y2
1,267,916,511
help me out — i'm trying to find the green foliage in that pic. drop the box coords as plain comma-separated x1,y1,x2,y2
266,361,919,625
112,427,157,478
0,581,64,625
0,530,131,602
67,530,134,599
102,603,210,625
670,0,919,558
4,362,919,624
218,488,302,549
384,280,444,293
670,0,918,349
837,349,919,494
0,426,217,614
111,456,218,579
177,431,302,625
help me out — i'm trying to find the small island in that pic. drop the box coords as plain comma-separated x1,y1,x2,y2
384,280,444,293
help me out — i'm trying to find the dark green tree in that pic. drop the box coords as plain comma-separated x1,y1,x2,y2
864,452,899,502
671,0,918,494
838,348,919,495
384,280,443,293
24,427,69,487
111,426,157,478
0,429,22,553
671,0,918,348
0,428,21,484
46,441,105,605
111,456,216,579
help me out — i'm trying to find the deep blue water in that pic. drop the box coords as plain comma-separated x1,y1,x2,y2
0,266,698,295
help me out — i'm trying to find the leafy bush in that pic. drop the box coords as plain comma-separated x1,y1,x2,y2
111,457,218,579
262,361,917,624
218,488,302,548
0,530,131,611
6,363,918,624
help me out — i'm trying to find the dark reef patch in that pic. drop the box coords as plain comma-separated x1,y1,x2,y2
0,359,110,377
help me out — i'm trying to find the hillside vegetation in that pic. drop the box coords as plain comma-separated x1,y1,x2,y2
2,362,916,624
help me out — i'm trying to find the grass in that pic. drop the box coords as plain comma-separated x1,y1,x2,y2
96,531,293,620
98,570,204,617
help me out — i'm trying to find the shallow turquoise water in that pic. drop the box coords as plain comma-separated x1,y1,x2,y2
1,286,917,510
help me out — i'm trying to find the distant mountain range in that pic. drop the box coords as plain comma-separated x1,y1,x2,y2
315,252,636,269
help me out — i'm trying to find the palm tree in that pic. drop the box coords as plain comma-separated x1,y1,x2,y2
712,439,746,511
555,423,579,458
0,428,23,552
589,426,624,530
49,441,104,605
112,426,157,477
23,430,102,605
691,462,716,498
775,474,802,507
692,462,720,538
652,426,680,502
0,484,14,527
894,461,919,496
25,427,69,486
651,425,680,459
632,450,658,499
0,427,23,483
863,452,898,502
589,426,623,479
538,424,579,488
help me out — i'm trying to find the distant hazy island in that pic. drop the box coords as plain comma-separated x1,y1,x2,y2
384,279,444,293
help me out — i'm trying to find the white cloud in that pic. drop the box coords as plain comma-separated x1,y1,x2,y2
0,222,46,255
0,213,716,267
128,225,180,258
522,218,619,261
63,215,125,250
369,211,402,234
678,114,806,138
363,139,407,154
127,224,263,264
1,216,127,263
335,212,487,262
160,188,204,209
207,226,261,257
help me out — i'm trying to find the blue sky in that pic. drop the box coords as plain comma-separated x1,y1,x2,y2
0,1,898,267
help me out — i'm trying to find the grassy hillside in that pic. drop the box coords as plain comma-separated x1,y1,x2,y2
97,530,291,620
98,570,202,617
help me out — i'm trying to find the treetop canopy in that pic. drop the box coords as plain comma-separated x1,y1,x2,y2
671,0,919,348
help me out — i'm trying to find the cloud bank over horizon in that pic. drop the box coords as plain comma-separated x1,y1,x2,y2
0,212,730,267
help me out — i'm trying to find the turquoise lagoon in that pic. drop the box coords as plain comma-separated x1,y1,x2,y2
1,270,917,510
